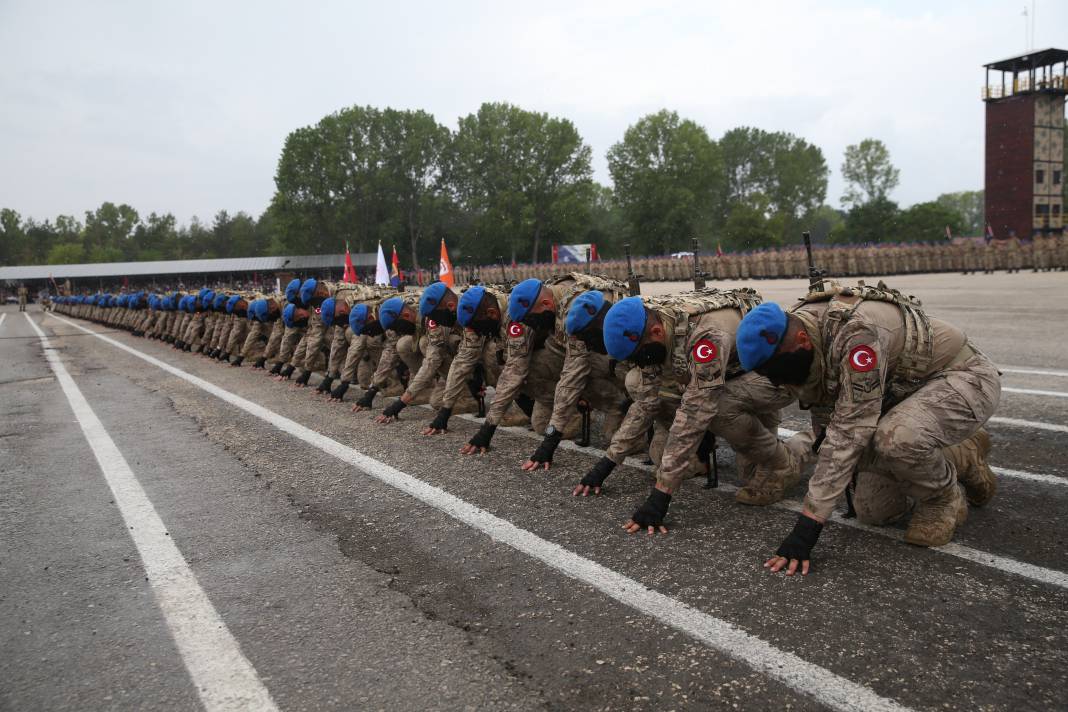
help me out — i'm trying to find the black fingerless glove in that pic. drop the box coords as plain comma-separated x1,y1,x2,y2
468,423,497,449
775,514,823,561
580,457,617,488
294,369,311,386
330,382,350,400
269,362,283,375
230,356,244,367
382,399,407,418
530,429,563,464
356,386,379,408
428,407,452,431
250,357,264,369
631,488,671,528
316,376,334,393
279,364,295,379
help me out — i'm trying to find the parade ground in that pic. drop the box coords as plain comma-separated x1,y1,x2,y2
1,271,1066,711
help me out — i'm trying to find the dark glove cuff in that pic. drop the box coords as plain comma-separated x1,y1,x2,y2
530,430,563,463
469,423,497,449
429,407,452,430
580,457,617,487
329,382,350,400
356,386,379,407
775,514,824,560
382,399,407,417
316,376,334,393
631,488,671,527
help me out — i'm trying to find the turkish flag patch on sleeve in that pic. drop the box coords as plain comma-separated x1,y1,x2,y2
849,344,878,372
507,322,525,338
692,339,718,364
427,318,437,329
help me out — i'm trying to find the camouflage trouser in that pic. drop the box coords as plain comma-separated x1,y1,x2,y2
853,351,1001,525
242,320,271,360
526,347,566,434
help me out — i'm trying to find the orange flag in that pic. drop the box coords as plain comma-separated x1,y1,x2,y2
438,239,455,288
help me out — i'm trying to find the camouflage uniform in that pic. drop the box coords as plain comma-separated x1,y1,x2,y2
785,282,1001,544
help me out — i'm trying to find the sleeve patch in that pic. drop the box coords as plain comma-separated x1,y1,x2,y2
507,322,525,338
692,339,718,363
848,344,878,372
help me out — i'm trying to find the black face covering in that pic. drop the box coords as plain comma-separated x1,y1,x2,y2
428,309,457,327
632,342,668,368
362,321,384,337
471,318,500,336
757,347,814,386
391,319,417,336
522,310,556,333
577,328,608,354
235,307,247,318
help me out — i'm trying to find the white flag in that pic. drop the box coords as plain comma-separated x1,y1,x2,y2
375,241,390,286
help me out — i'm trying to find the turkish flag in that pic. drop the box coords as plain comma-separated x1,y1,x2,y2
343,242,358,283
438,239,455,288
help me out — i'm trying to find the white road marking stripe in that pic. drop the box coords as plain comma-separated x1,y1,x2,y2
1001,367,1068,378
45,313,915,712
455,419,1068,586
1002,386,1068,399
0,313,6,329
989,416,1068,434
990,466,1068,486
26,314,279,712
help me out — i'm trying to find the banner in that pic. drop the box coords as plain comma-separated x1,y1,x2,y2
438,239,455,288
553,243,597,264
343,242,358,282
375,242,390,285
390,245,403,288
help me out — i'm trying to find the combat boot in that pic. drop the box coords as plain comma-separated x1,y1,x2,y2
945,429,996,506
903,482,967,547
735,448,800,506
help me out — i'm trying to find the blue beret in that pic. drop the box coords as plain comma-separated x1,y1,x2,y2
202,290,215,308
348,303,370,334
419,282,449,317
198,288,212,302
565,291,608,335
508,279,543,323
457,286,486,327
225,295,241,314
320,297,337,327
736,302,788,371
282,303,297,328
299,278,317,306
187,295,197,313
213,293,228,310
603,297,647,361
285,278,301,304
249,299,268,322
378,296,404,331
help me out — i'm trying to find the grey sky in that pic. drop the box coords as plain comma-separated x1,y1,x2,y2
1,0,1064,226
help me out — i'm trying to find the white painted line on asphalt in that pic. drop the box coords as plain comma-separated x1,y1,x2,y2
26,314,279,712
989,416,1068,434
0,313,6,329
990,466,1068,486
1002,386,1068,399
1001,366,1068,378
45,312,915,712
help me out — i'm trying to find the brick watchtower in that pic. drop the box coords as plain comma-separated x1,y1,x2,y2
983,48,1067,238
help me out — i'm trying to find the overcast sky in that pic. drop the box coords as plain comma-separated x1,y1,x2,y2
2,0,1064,226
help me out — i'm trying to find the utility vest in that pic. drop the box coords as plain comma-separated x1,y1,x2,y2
546,272,631,336
648,287,763,381
793,280,934,401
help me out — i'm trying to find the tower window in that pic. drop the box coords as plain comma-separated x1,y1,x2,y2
1036,169,1045,184
1035,204,1049,216
1055,170,1062,186
1054,204,1062,217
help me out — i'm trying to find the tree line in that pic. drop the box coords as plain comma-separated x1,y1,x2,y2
4,105,1065,269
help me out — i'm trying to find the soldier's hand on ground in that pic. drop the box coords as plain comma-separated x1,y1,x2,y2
764,513,823,576
522,429,563,472
351,387,378,412
460,423,496,456
573,457,616,497
423,408,452,436
624,487,671,536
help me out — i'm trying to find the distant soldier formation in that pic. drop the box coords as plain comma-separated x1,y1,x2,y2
50,244,1007,573
453,235,1068,284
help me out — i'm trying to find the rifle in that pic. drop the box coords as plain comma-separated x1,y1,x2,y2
624,243,641,296
585,246,593,274
468,364,487,418
803,232,827,293
497,256,508,285
576,398,592,447
692,237,707,290
698,431,718,489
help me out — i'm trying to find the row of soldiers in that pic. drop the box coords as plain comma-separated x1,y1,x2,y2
52,270,1001,574
454,235,1068,285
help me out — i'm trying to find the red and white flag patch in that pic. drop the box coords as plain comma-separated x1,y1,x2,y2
849,344,878,372
507,322,525,338
426,318,437,329
692,339,718,364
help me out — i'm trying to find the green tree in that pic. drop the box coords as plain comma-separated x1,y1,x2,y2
46,242,85,264
897,201,964,242
607,109,723,255
0,209,27,264
805,205,845,244
935,190,984,236
448,102,593,263
834,197,900,244
841,138,899,209
83,202,140,259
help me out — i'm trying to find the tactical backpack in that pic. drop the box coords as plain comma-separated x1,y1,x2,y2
548,272,631,334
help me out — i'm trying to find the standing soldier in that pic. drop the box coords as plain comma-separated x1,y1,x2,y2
17,283,29,312
736,282,1000,575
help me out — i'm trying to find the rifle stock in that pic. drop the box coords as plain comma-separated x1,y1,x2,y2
624,243,641,296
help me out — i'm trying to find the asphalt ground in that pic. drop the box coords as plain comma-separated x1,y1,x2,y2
1,270,1066,711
